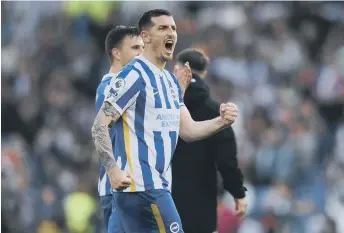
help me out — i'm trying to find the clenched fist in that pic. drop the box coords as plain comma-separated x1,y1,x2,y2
107,166,133,190
219,102,238,126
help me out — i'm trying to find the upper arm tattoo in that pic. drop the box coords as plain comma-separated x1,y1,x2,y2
102,101,120,127
91,102,121,171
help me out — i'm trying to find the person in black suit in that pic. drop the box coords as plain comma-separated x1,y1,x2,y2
172,49,247,233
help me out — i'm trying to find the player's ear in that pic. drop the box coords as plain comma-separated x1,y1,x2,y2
141,31,151,44
112,48,120,61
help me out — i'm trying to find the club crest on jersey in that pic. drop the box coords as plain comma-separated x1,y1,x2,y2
107,79,126,98
114,79,125,90
170,88,177,100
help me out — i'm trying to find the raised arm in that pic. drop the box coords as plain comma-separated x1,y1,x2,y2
173,62,238,142
179,103,238,142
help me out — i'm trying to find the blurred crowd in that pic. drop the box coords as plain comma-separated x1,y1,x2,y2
2,2,344,233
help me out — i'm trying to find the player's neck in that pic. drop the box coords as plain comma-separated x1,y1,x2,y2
109,63,122,75
142,51,166,71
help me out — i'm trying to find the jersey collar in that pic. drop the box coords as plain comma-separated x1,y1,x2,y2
136,56,164,76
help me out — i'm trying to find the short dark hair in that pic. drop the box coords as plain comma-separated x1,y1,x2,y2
176,48,209,73
105,25,140,63
138,9,172,32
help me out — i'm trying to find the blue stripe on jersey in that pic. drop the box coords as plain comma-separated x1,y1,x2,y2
96,76,111,110
133,68,154,190
136,59,162,108
153,131,166,188
169,131,177,162
153,131,165,174
116,78,142,109
118,61,136,79
115,118,127,170
105,173,112,195
161,173,168,188
165,77,179,109
159,76,171,109
99,163,106,183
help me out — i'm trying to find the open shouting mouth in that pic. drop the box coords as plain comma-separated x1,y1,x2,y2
164,39,174,53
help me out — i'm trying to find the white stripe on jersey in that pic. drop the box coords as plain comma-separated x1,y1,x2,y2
162,71,176,108
98,174,107,196
117,156,122,171
166,165,172,192
154,72,168,109
162,130,172,178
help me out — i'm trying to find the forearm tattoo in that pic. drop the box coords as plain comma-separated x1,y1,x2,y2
91,102,120,171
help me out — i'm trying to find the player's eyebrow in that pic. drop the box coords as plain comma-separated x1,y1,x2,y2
131,45,141,49
158,24,177,30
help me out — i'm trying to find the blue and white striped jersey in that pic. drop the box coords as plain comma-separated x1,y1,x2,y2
96,72,119,196
102,56,184,193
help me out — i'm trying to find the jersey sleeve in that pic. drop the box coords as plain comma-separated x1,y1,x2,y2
104,67,144,115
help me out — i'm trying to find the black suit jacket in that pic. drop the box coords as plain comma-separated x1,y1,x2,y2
172,74,246,233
